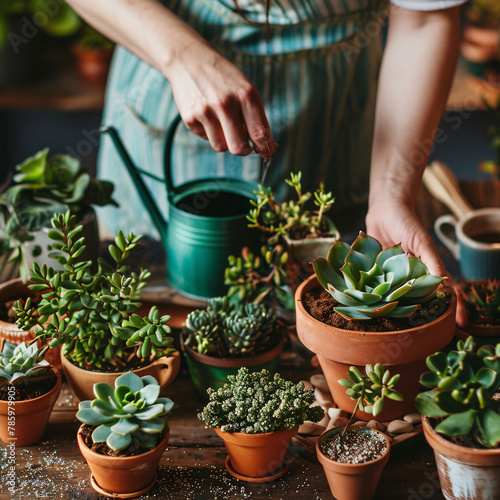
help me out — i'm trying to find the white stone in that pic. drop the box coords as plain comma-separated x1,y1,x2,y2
310,374,330,393
403,413,422,424
366,420,386,431
298,422,326,436
328,407,344,419
314,387,334,405
301,380,314,391
387,420,413,434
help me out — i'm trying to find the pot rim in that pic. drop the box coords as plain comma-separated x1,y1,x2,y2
315,426,391,469
214,426,298,444
180,332,285,368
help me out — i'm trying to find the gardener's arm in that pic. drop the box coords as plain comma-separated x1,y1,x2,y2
365,5,467,325
65,0,277,158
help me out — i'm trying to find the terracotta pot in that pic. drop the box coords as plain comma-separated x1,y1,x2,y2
72,45,113,86
0,366,61,446
422,416,500,500
61,351,181,401
295,275,457,420
181,333,285,399
316,427,390,500
77,425,169,496
215,427,297,478
465,322,500,338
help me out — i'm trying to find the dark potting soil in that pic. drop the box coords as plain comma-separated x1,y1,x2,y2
320,429,387,464
0,375,57,401
80,424,166,457
287,220,334,241
302,286,452,332
177,191,250,218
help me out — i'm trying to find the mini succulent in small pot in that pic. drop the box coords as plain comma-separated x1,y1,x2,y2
76,372,173,496
0,340,61,446
198,367,324,481
461,279,500,336
316,363,399,500
295,232,457,421
14,211,180,401
415,337,500,500
181,297,284,398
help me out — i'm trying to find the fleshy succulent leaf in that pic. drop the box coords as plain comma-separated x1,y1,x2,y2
435,409,477,437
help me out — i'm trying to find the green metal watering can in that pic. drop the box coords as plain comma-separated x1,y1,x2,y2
100,114,258,300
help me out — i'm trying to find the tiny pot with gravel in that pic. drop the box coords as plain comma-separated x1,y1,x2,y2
316,426,390,500
198,367,324,481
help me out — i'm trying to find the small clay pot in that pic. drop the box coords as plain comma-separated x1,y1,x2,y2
422,416,500,500
72,45,113,86
215,427,297,479
295,275,457,421
61,351,181,401
465,322,500,338
316,427,390,500
0,366,61,446
181,333,284,399
77,425,169,496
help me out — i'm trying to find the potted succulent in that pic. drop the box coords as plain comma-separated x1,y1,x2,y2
0,148,117,282
14,211,180,401
295,231,457,420
0,340,61,446
415,336,500,500
76,371,174,497
181,296,284,398
198,367,324,481
461,279,500,336
316,363,400,500
247,171,339,274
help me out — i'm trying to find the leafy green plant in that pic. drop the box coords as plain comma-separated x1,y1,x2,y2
0,340,53,389
339,363,403,437
0,148,118,281
76,372,174,451
14,211,175,371
183,296,281,357
462,279,500,326
415,336,500,448
198,367,324,433
312,232,445,320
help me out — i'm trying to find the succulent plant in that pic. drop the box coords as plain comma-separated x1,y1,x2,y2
14,211,175,371
183,297,281,357
415,336,500,448
313,232,445,320
462,279,500,326
76,372,174,451
198,367,324,433
0,341,53,388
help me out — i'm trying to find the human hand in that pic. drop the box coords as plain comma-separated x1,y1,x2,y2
366,200,467,327
166,40,278,158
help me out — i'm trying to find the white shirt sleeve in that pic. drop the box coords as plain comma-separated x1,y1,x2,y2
390,0,468,11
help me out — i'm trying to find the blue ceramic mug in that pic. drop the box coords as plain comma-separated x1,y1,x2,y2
434,208,500,281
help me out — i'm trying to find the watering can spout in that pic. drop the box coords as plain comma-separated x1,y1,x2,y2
100,125,167,242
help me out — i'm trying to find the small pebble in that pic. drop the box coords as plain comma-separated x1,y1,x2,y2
328,407,343,419
366,420,386,431
403,413,421,424
301,380,314,391
314,387,333,405
387,420,413,434
312,401,334,411
298,422,326,435
310,374,330,393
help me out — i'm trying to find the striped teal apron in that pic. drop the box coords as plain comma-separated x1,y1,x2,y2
97,0,388,238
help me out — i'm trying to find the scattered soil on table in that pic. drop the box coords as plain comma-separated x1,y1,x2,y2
302,286,452,332
0,375,57,401
320,429,387,464
80,424,166,457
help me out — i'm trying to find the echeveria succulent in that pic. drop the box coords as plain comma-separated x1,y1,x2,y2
415,337,500,448
76,372,174,451
313,232,444,320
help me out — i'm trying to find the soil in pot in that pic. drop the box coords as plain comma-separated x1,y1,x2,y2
303,286,452,332
0,375,57,402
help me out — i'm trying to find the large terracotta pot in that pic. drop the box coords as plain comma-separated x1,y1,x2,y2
295,275,457,420
316,427,390,500
181,334,285,399
77,425,169,496
422,416,500,500
215,427,297,478
61,351,181,401
0,366,61,446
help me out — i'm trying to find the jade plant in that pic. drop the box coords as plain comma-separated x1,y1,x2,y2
313,232,445,320
339,363,403,437
14,211,175,371
462,279,500,326
76,372,174,451
183,296,281,357
415,336,500,448
198,367,324,433
0,148,117,281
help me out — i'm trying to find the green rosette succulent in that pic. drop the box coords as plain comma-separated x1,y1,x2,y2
76,372,174,451
312,232,444,320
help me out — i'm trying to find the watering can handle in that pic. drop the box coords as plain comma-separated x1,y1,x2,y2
164,114,184,202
